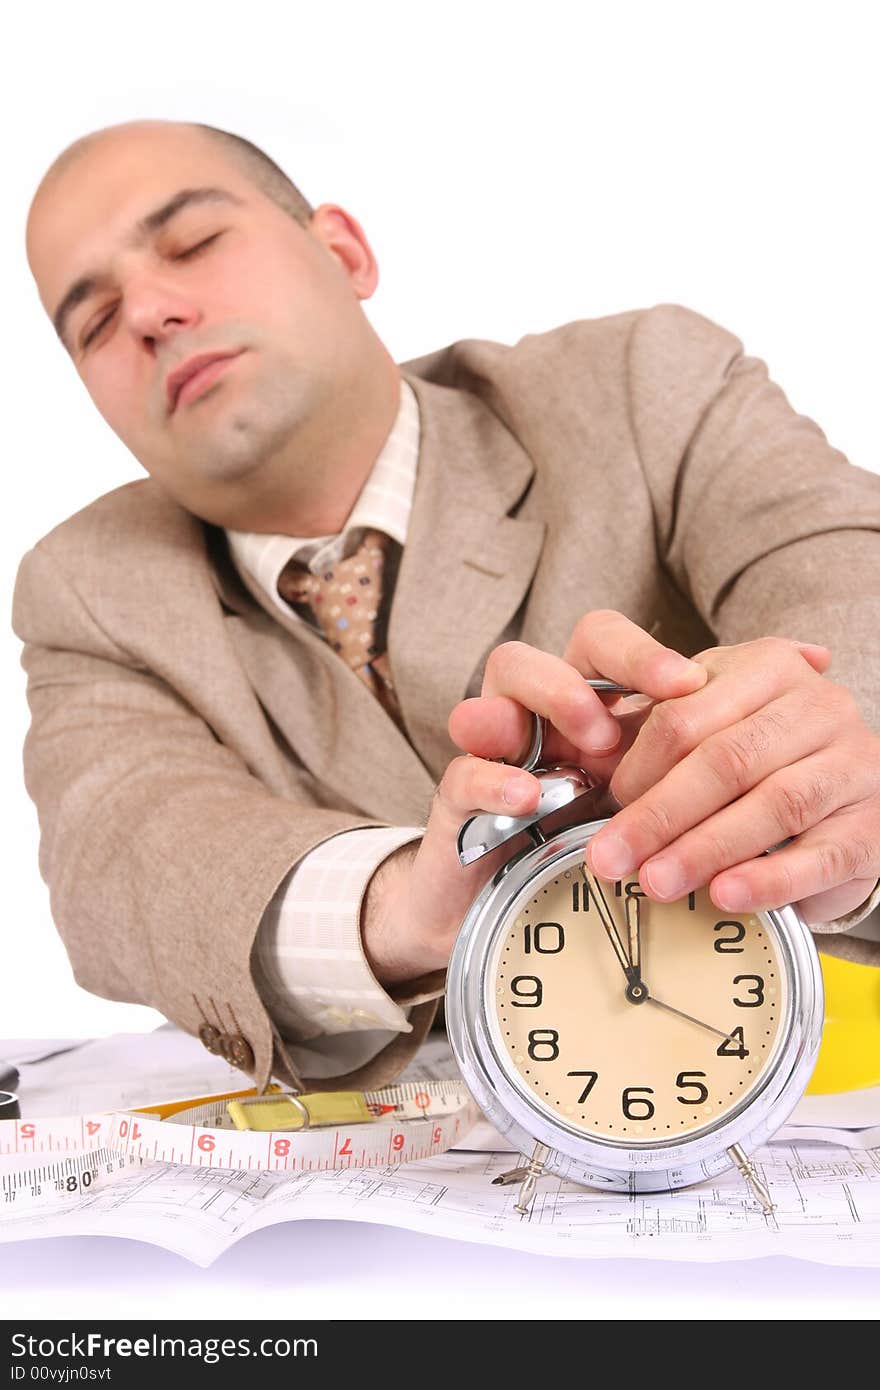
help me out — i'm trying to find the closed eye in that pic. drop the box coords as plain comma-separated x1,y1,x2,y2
175,232,222,261
80,233,224,348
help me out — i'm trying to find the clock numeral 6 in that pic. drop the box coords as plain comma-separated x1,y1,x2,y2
527,1028,559,1061
510,976,543,1007
622,1087,655,1120
732,975,765,1007
675,1071,709,1106
523,922,565,954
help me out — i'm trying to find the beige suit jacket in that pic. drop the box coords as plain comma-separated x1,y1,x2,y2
12,304,880,1096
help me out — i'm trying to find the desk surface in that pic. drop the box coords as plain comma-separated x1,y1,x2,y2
1,1222,879,1320
2,1031,878,1318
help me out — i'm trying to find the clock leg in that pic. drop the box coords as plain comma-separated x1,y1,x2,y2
726,1143,776,1213
510,1142,552,1215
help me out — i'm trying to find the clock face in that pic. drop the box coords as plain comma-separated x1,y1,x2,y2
486,866,789,1145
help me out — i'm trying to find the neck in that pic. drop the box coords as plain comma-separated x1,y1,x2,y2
217,355,402,536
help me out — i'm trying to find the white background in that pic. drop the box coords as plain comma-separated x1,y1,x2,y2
3,1,878,1041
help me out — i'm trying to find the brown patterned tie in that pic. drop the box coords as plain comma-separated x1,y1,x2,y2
276,528,405,730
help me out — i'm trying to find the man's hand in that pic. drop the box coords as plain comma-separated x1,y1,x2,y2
365,613,735,985
447,611,880,927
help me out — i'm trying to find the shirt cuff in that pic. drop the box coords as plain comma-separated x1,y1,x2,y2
252,825,427,1043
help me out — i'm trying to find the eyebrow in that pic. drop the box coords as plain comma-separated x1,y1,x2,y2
52,185,246,350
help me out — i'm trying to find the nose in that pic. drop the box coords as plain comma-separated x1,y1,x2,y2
123,276,204,347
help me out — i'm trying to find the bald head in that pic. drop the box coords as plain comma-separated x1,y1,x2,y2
25,118,401,534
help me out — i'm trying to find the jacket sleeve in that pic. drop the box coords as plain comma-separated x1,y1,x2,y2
11,540,439,1094
627,303,880,966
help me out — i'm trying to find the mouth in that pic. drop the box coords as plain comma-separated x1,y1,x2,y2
167,350,245,414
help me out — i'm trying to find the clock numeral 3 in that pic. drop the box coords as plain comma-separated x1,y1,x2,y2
510,975,543,1007
523,922,565,954
716,1026,749,1059
675,1071,709,1105
732,974,765,1007
527,1028,559,1061
622,1087,655,1121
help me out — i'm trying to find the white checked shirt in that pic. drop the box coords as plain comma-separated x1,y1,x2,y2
226,376,880,1076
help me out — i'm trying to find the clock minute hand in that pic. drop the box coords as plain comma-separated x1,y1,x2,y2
625,891,641,979
645,996,734,1043
579,866,635,982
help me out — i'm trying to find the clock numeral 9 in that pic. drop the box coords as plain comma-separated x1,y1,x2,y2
523,922,565,954
622,1087,655,1120
510,975,543,1008
713,920,745,953
527,1029,559,1062
675,1071,709,1106
732,975,765,1007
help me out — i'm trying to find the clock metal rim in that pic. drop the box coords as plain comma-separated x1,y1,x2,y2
445,818,824,1194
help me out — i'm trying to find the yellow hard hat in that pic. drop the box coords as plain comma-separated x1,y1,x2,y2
806,951,880,1094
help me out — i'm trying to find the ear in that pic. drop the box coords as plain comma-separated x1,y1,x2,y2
308,203,379,299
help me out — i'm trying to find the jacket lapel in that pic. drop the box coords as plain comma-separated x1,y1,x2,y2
390,371,545,778
203,368,545,808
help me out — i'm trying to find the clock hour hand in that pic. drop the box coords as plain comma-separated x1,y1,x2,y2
579,866,638,985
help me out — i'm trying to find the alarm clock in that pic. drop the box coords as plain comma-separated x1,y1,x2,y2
448,684,824,1215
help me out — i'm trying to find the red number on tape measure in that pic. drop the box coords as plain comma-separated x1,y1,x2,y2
392,1133,405,1152
273,1139,290,1158
339,1138,353,1156
20,1124,35,1140
197,1133,215,1152
433,1127,442,1145
86,1121,101,1136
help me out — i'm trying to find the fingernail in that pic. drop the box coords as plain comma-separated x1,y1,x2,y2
659,653,705,683
503,774,535,808
588,722,621,754
714,874,750,910
645,858,686,900
589,832,635,878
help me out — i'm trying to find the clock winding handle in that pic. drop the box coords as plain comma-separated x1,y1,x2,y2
515,683,638,773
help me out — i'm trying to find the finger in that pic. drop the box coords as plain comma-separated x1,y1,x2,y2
790,641,833,674
480,642,627,754
625,745,871,906
563,609,709,698
434,752,542,827
706,803,880,915
794,876,880,926
610,637,830,807
588,686,854,883
448,692,656,782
